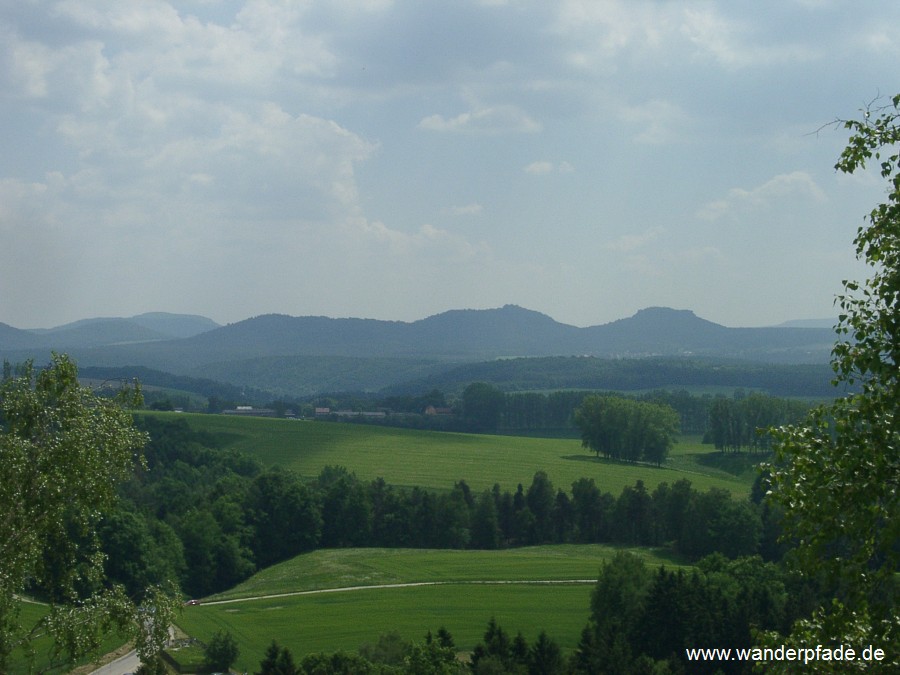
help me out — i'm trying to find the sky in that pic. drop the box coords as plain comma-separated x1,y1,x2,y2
1,0,898,330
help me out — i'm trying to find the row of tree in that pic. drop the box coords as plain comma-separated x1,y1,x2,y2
103,416,773,599
704,393,811,452
326,383,814,448
236,623,560,674
248,628,462,674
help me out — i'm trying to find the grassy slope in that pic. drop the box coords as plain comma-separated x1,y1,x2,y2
179,584,591,671
150,412,755,496
177,545,680,670
9,602,128,675
204,544,685,602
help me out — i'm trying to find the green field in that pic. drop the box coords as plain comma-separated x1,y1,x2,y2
204,544,684,602
179,584,590,672
179,584,590,671
177,545,676,670
9,601,128,675
147,412,755,496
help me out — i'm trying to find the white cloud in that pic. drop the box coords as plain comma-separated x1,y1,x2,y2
0,0,893,328
698,171,827,220
554,1,822,75
859,27,900,55
524,161,553,174
2,30,113,107
618,99,690,145
418,104,541,134
606,226,665,253
554,0,674,68
524,160,574,174
681,7,820,68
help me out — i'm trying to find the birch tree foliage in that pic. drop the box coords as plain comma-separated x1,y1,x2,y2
762,96,900,672
0,354,176,672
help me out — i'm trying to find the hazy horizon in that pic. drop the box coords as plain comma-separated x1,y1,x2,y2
8,303,837,333
2,1,894,330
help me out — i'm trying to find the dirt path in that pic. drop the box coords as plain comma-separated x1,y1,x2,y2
199,578,596,606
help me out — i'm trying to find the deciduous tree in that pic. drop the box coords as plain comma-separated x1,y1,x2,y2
762,96,900,671
0,354,176,671
204,629,239,673
575,395,679,464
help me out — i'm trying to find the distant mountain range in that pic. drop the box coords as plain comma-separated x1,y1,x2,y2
773,318,837,329
3,312,219,349
0,306,839,398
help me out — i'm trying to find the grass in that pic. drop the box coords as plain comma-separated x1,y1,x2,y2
144,413,755,497
8,601,129,675
175,544,683,670
179,584,592,671
204,544,685,602
163,641,207,673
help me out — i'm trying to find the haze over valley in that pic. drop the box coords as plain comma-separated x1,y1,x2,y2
1,305,837,400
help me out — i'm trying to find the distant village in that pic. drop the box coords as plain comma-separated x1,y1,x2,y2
219,404,454,420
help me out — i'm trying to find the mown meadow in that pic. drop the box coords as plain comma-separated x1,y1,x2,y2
202,544,685,602
179,584,590,671
148,412,755,497
175,545,684,671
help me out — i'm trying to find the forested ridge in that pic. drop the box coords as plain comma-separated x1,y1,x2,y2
76,355,839,408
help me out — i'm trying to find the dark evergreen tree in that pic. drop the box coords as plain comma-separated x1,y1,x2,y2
571,478,613,543
410,488,439,548
435,626,454,649
525,471,556,543
677,489,760,559
471,490,502,549
470,617,514,673
511,632,530,668
613,481,653,545
528,631,562,675
256,640,298,675
317,466,372,547
435,483,472,548
300,650,375,674
551,489,573,543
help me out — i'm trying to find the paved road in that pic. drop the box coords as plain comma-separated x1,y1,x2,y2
88,649,140,675
88,626,176,675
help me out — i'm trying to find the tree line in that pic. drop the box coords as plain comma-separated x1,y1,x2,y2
703,392,810,452
102,416,776,600
315,383,813,448
135,375,817,451
481,386,812,445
